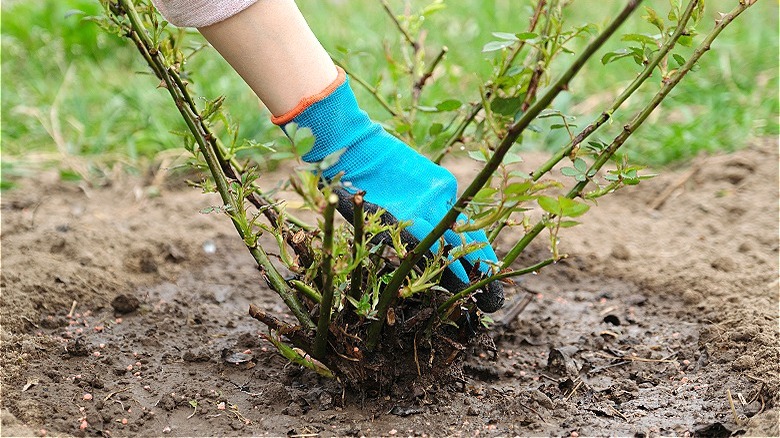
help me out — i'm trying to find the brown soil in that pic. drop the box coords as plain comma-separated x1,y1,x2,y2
1,138,778,437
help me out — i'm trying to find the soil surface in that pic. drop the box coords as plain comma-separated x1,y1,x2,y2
1,138,778,437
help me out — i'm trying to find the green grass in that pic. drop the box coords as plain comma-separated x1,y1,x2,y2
1,0,777,188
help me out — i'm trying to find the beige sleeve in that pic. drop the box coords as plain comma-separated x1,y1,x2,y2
151,0,259,28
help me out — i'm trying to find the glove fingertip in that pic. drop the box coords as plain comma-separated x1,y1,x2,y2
475,280,505,313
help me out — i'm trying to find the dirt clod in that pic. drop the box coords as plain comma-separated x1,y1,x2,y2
111,294,141,314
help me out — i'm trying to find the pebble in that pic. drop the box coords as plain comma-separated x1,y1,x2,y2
83,393,93,401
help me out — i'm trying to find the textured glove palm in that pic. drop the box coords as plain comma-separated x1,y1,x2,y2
278,72,504,312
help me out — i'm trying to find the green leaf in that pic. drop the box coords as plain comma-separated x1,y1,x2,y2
559,220,580,228
643,7,665,32
586,140,608,153
474,187,498,200
468,150,488,162
539,196,590,218
490,96,523,116
560,167,583,181
64,9,85,18
428,122,444,136
319,148,346,170
527,124,543,133
293,127,315,156
505,65,526,77
492,32,519,41
436,99,462,111
503,152,523,165
677,35,693,47
395,123,412,134
621,33,658,45
421,1,446,17
672,53,686,67
482,40,515,52
515,32,538,40
504,181,532,195
573,158,588,172
558,197,590,217
601,48,632,65
537,196,561,215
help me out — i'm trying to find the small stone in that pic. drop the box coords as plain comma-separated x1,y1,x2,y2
467,406,479,416
162,426,171,434
83,393,93,401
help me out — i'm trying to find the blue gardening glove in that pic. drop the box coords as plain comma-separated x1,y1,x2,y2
273,68,504,312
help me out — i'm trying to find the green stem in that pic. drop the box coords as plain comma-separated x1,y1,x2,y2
432,102,482,164
573,1,752,198
114,0,315,330
433,0,546,166
438,257,556,315
290,279,322,304
349,193,365,302
530,0,699,181
412,46,448,114
487,220,509,244
313,194,338,360
498,0,547,78
365,0,642,351
379,0,418,51
502,0,752,269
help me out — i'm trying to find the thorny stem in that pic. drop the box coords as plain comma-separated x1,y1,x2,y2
432,0,548,165
414,46,448,100
502,0,753,268
379,0,419,52
522,0,556,112
313,194,338,360
437,257,556,315
165,27,311,233
366,0,643,350
487,220,509,244
349,193,365,302
499,0,547,78
112,0,315,330
529,0,700,182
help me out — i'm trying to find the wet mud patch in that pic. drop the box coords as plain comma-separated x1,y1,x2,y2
2,139,778,436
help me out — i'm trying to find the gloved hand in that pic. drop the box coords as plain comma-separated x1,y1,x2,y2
273,68,504,312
